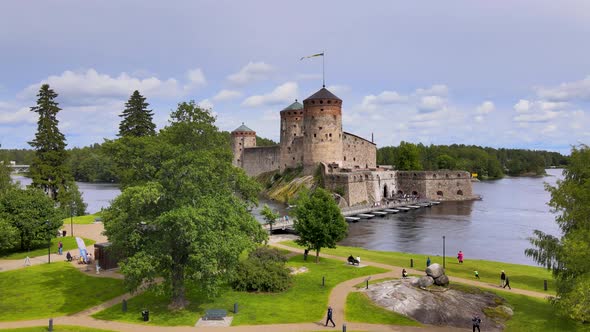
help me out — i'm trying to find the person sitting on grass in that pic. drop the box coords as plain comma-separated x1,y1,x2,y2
347,255,359,265
66,251,72,262
402,268,408,278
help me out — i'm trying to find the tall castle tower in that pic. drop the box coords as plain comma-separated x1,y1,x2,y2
302,87,343,170
279,100,304,171
231,123,256,167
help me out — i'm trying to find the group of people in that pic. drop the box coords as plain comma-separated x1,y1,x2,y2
347,255,361,265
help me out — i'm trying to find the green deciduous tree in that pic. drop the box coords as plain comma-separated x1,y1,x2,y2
294,188,348,263
394,141,422,171
104,101,266,309
525,145,590,322
261,204,280,233
0,187,63,251
118,90,156,137
28,84,86,215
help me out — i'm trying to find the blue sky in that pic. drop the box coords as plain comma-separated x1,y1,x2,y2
1,1,589,153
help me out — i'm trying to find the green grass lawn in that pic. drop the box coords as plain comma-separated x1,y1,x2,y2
279,241,555,294
61,213,102,225
93,255,386,326
0,262,126,321
449,283,590,332
0,326,116,332
345,292,420,326
0,237,96,260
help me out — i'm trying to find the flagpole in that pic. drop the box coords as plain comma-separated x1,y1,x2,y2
322,51,325,88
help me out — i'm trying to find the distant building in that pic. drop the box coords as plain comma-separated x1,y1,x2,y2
232,87,475,206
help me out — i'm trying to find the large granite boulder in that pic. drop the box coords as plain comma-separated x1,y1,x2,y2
418,276,434,288
434,274,449,286
426,263,445,279
409,277,420,287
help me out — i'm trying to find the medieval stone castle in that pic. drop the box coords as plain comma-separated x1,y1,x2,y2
231,87,475,207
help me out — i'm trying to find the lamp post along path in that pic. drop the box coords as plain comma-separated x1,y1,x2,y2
442,235,446,269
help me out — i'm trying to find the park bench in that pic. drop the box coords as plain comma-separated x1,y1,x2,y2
204,309,227,320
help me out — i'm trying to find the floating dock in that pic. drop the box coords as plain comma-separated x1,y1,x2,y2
407,205,421,209
384,209,399,213
397,207,411,211
372,211,388,216
345,217,361,222
358,214,375,219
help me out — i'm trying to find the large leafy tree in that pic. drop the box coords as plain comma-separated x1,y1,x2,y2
28,84,86,214
525,145,590,322
394,141,422,171
118,90,156,137
261,204,280,232
294,188,348,263
104,101,265,309
0,187,63,251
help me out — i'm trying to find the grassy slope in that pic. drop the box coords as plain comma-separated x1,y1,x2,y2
0,262,126,321
280,241,555,294
93,255,386,326
61,213,102,225
0,326,116,332
0,237,96,260
345,292,420,326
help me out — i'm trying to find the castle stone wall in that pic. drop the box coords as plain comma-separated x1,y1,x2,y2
302,99,343,172
280,108,304,171
324,167,397,206
396,171,473,201
342,132,376,169
242,146,280,177
231,131,256,168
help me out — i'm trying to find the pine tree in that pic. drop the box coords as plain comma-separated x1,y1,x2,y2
28,84,86,215
118,90,156,137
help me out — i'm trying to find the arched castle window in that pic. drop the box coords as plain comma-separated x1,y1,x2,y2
412,191,418,195
457,190,463,195
457,174,461,177
437,191,444,196
446,174,449,178
314,134,317,138
344,156,346,161
433,174,436,178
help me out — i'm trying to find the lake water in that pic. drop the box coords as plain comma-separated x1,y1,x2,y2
12,169,563,265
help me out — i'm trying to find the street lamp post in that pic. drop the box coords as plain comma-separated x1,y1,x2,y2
47,220,51,264
70,202,76,237
442,235,446,269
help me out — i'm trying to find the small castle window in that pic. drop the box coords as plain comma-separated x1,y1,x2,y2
320,100,323,104
239,142,242,145
314,133,317,138
353,157,356,161
329,133,332,137
321,108,324,111
344,156,347,161
457,190,463,195
319,127,323,130
293,133,296,136
293,124,296,128
311,101,315,104
328,100,331,104
457,173,461,177
300,111,303,115
295,117,299,120
293,157,295,160
333,115,336,119
237,159,240,162
446,174,449,178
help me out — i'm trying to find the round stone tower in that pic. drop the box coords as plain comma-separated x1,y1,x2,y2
302,87,343,171
231,123,256,167
279,100,304,171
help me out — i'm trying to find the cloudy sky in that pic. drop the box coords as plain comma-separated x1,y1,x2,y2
1,1,589,153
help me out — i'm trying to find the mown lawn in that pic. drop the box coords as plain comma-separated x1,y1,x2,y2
279,241,555,294
61,213,102,225
0,262,126,321
93,255,386,326
0,237,96,260
345,292,420,326
0,326,116,332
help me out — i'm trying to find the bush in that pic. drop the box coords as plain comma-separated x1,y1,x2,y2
232,247,292,292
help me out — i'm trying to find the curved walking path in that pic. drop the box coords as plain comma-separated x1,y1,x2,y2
0,229,548,331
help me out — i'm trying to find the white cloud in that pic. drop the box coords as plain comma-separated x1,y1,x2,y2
415,84,449,96
0,105,35,125
361,91,407,110
513,111,560,123
242,82,298,108
186,68,207,87
476,101,495,114
536,75,590,101
418,95,445,112
198,98,214,110
227,62,275,85
326,85,351,96
19,69,197,102
514,99,531,113
212,89,243,102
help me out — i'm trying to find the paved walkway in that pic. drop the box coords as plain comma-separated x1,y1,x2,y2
0,231,548,331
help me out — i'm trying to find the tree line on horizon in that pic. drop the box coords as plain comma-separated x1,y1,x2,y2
377,142,569,179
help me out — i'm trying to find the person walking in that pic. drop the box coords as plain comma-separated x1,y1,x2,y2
426,257,431,267
58,241,63,255
500,270,506,287
474,270,480,279
472,314,482,332
325,305,336,327
457,250,464,264
503,276,511,290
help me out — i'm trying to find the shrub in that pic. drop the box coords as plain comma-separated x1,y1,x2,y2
232,247,292,292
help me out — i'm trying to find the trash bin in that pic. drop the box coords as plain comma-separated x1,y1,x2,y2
141,310,149,321
62,230,67,237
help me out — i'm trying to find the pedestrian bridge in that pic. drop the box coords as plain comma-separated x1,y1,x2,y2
7,164,30,173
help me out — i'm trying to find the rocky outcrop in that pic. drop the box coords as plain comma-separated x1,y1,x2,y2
365,279,511,331
426,263,445,279
433,274,449,286
418,276,434,287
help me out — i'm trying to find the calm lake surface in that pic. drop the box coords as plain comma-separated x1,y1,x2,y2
12,169,563,265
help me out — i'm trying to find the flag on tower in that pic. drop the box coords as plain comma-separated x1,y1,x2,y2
300,52,324,60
